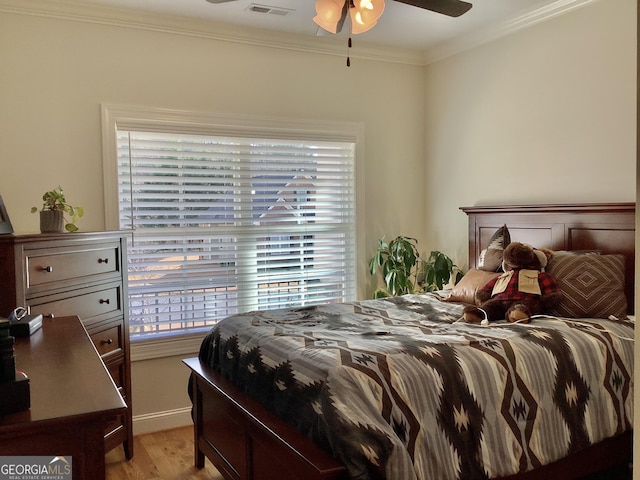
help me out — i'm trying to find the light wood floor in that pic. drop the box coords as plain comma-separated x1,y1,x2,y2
105,426,223,480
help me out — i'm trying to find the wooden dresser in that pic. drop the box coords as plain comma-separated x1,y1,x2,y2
0,231,133,459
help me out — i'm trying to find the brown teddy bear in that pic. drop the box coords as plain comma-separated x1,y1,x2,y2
462,242,561,324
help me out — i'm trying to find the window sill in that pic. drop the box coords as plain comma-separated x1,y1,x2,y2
130,331,209,362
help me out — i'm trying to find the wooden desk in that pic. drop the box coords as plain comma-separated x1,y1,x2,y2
0,316,126,480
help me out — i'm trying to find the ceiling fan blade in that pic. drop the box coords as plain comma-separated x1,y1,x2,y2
393,0,472,17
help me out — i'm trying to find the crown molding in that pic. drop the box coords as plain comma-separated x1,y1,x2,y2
0,0,426,66
0,0,595,67
423,0,597,64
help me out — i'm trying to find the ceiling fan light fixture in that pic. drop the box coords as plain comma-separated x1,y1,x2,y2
313,0,348,34
349,0,384,34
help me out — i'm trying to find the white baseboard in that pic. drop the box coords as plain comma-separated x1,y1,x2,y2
132,406,194,435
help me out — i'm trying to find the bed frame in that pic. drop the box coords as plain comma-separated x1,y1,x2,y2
184,202,635,480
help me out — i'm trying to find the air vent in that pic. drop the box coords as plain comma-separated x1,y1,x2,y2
246,4,294,16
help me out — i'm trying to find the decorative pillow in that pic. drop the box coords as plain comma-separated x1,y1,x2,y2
478,225,510,272
546,253,627,319
444,269,501,305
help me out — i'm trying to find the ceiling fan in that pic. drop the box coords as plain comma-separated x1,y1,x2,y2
205,0,472,65
311,0,471,36
205,0,473,26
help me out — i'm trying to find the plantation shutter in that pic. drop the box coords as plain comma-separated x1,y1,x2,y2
116,129,357,339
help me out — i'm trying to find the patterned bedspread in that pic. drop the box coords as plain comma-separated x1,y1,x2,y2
198,293,634,480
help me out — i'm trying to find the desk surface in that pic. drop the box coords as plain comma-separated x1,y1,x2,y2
0,316,126,427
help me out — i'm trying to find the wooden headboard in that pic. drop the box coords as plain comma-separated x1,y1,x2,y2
460,203,636,314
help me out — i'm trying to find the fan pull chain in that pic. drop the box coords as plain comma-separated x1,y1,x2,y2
347,36,352,67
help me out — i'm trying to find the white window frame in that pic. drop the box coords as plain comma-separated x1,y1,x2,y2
101,104,366,360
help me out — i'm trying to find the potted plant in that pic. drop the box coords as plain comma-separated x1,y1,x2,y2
420,250,463,292
31,186,84,233
369,235,461,298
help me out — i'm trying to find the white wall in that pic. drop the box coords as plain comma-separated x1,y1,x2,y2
423,0,636,266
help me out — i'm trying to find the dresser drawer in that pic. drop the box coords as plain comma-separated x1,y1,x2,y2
27,282,123,323
104,358,127,446
105,357,126,393
91,324,123,358
25,242,119,289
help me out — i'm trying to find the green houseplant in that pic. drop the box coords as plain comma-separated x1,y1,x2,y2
368,235,461,298
31,186,84,233
420,250,463,292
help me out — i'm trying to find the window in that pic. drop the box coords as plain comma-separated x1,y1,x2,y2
102,106,362,342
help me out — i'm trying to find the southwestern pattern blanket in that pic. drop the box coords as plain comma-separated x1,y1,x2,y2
198,293,634,480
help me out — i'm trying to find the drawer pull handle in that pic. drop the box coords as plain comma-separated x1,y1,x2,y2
98,258,109,264
43,266,54,273
44,313,55,319
99,299,110,305
102,338,114,346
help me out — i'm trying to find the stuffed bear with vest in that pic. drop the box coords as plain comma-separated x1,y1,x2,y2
462,242,561,324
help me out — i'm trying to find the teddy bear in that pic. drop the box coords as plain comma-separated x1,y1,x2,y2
462,242,561,324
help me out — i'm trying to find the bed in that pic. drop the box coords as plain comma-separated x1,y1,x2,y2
184,202,635,480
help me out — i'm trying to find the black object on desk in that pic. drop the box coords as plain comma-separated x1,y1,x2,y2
9,314,43,337
0,318,29,414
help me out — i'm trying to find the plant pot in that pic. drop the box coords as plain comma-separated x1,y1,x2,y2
40,210,64,233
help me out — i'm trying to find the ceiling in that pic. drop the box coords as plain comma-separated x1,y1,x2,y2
79,0,586,53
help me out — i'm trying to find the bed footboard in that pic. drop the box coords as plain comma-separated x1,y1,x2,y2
183,357,347,480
